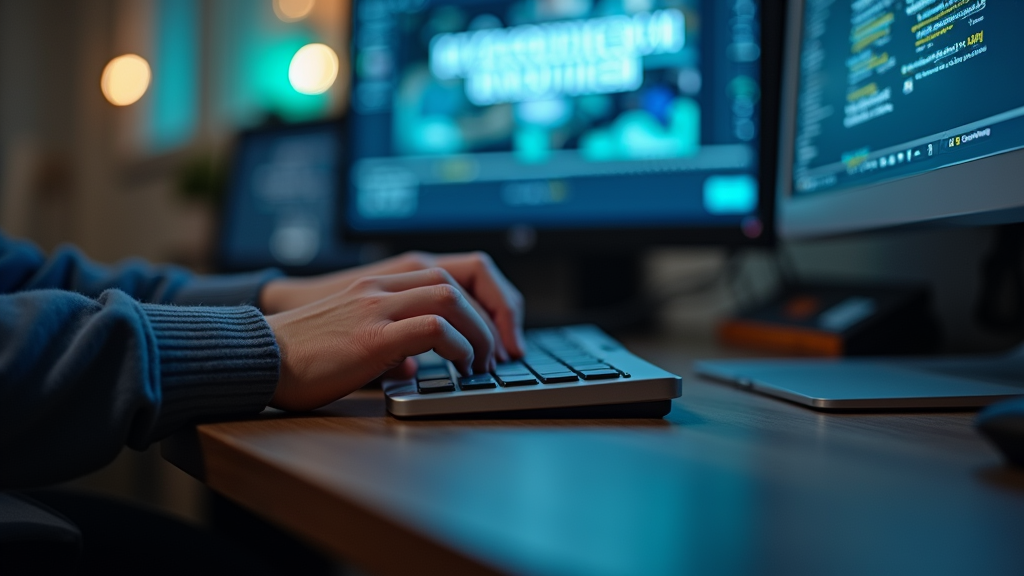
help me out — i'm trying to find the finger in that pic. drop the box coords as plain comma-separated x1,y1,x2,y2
381,315,474,375
353,251,436,278
373,268,507,364
383,285,495,373
464,292,509,363
436,253,526,357
440,253,524,356
369,268,457,293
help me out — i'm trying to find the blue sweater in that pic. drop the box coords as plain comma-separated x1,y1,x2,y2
0,232,282,489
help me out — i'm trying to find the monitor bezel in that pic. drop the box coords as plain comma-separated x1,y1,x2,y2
338,0,785,254
776,0,1024,241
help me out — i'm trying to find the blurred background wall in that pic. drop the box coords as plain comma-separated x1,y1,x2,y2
0,0,348,268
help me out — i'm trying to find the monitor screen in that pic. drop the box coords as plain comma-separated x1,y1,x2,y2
777,0,1024,238
342,0,774,249
219,121,368,273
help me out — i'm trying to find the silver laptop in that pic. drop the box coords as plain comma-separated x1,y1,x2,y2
383,325,682,418
695,347,1024,410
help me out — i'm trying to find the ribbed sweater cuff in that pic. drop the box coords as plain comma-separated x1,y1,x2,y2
140,304,280,440
170,269,284,308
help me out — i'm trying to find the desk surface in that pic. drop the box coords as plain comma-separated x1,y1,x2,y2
163,336,1024,576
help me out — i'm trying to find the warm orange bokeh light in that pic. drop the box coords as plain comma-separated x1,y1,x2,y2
274,0,316,22
100,54,151,106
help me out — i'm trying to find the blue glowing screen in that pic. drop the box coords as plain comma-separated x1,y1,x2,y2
344,0,765,237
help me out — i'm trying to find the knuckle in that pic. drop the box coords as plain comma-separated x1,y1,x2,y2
433,283,463,307
471,251,493,266
353,275,378,290
426,266,451,284
420,314,447,338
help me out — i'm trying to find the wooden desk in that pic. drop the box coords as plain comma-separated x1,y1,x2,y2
163,337,1024,576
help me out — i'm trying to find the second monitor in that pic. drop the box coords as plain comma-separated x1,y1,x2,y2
341,0,781,252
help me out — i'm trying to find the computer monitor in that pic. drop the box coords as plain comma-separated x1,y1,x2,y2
218,120,370,274
696,0,1024,410
341,0,782,253
776,0,1024,239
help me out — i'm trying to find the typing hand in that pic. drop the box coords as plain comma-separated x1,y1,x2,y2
260,251,525,360
264,267,516,411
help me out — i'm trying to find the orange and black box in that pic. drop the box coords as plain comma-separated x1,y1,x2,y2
719,284,941,357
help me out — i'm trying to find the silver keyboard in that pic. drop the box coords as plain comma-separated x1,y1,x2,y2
384,325,682,418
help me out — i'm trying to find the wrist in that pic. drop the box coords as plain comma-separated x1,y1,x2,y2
263,309,317,411
259,278,294,315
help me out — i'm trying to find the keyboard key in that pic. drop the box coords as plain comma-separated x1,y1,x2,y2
497,374,538,387
579,369,620,380
525,363,567,374
538,372,578,384
546,342,582,349
460,374,497,390
417,379,455,394
557,354,598,363
417,366,451,381
495,362,531,376
568,363,611,372
539,342,574,349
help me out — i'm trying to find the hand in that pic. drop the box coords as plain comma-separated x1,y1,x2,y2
265,268,504,411
260,251,525,359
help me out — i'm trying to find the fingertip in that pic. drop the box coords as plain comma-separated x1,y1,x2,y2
473,355,493,376
494,339,509,363
495,326,520,358
513,329,527,358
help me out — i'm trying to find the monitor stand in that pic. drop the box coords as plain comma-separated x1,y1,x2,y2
496,252,652,333
695,345,1024,410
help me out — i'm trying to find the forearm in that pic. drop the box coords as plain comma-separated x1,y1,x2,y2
0,289,279,489
1,231,281,306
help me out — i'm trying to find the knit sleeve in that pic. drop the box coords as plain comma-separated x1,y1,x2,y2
0,230,282,306
139,303,280,440
0,289,279,490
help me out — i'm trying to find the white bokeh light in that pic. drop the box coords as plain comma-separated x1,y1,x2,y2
288,43,339,95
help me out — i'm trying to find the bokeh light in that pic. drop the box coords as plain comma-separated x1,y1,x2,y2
100,54,152,106
274,0,316,22
288,43,338,95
